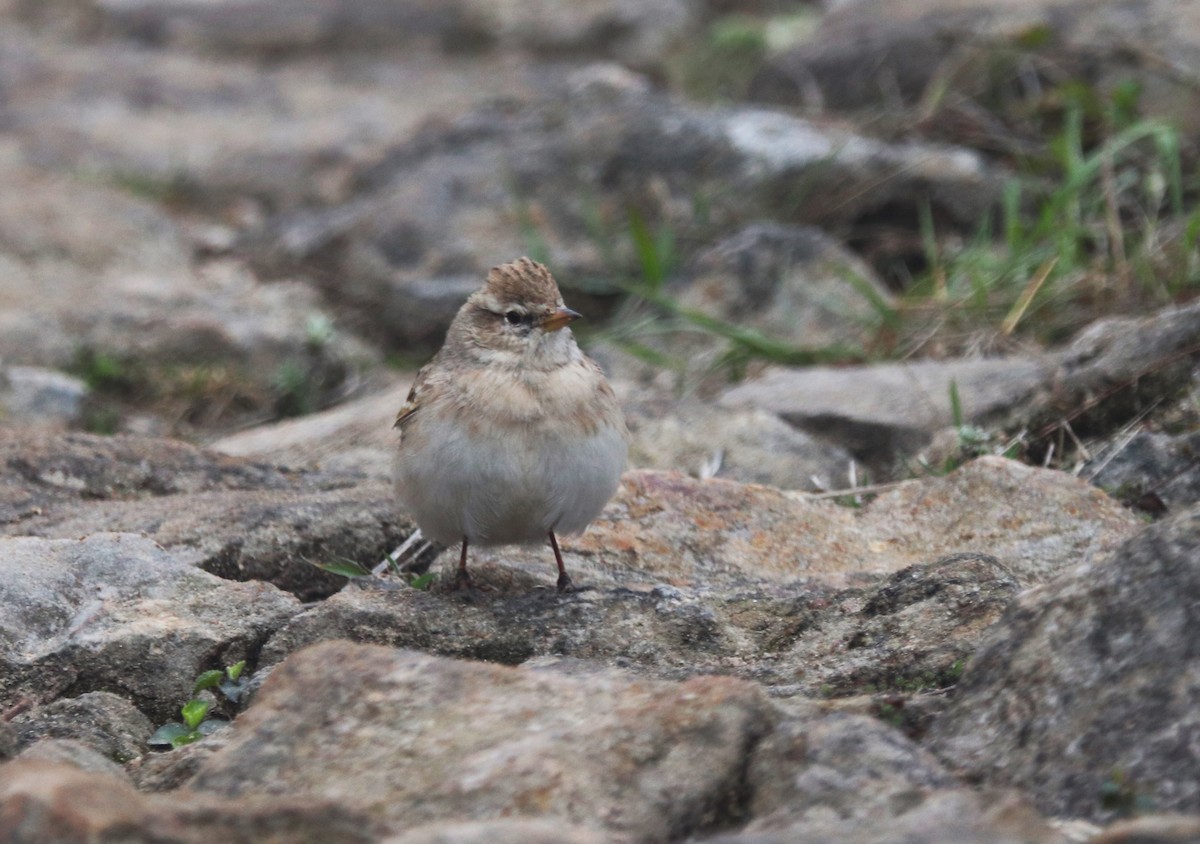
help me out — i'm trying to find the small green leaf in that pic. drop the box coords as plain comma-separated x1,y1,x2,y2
226,660,246,681
627,207,673,293
181,699,212,731
148,722,190,748
948,379,964,429
193,670,224,693
409,572,436,590
309,557,373,578
171,731,202,749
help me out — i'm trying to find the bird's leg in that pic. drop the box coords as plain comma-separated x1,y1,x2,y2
548,531,574,593
456,536,473,589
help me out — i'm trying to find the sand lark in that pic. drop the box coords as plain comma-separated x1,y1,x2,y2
394,258,628,592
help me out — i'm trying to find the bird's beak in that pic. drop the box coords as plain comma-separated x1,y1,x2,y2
540,307,582,333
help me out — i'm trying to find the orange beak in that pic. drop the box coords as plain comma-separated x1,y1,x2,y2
540,307,582,333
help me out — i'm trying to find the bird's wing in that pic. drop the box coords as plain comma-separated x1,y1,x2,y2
393,361,435,430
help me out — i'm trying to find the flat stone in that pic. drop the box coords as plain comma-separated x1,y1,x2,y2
188,641,776,841
10,691,153,764
720,358,1051,465
1,431,412,599
0,533,299,722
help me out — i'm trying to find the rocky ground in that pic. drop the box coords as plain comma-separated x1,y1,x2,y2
2,0,1200,842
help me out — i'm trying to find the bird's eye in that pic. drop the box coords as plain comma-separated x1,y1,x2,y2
504,311,523,325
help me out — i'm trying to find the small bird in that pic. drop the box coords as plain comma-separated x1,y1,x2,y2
394,257,628,592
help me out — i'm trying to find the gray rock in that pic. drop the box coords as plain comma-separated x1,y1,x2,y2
0,23,540,217
1084,430,1200,513
451,458,1138,591
778,553,1021,697
0,366,87,429
629,404,854,490
150,640,1065,841
383,275,485,351
16,738,131,781
858,457,1137,586
751,0,1200,143
78,0,696,69
1023,300,1200,441
20,482,409,599
0,758,383,844
456,0,696,68
0,167,376,431
0,651,1069,842
720,299,1200,470
720,357,1051,466
747,711,956,829
260,458,1136,695
0,431,307,518
211,379,410,480
188,641,776,841
258,69,1002,346
129,730,235,793
713,789,1067,843
0,533,299,722
10,691,153,763
0,760,148,840
679,223,893,350
0,431,413,599
928,505,1200,821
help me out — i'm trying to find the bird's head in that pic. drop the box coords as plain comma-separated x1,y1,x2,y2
451,257,583,367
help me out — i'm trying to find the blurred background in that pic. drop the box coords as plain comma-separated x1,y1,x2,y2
0,0,1197,499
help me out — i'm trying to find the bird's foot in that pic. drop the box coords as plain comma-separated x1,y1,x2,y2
556,572,576,594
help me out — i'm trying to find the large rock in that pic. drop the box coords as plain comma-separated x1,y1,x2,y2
720,299,1200,469
928,505,1200,821
0,26,536,217
0,166,375,432
0,644,1072,842
261,459,1138,699
190,641,776,840
720,357,1051,467
256,66,1002,347
0,431,411,598
1083,430,1200,514
9,692,154,764
0,533,299,721
856,457,1136,586
1023,300,1200,440
169,640,1061,841
752,0,1200,141
734,713,1064,842
461,458,1136,591
58,0,696,69
212,379,412,481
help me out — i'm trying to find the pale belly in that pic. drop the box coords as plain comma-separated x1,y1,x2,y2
395,418,626,546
